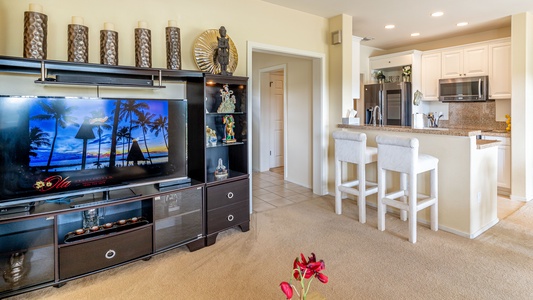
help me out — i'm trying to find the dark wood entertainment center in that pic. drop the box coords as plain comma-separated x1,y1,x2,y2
0,56,250,298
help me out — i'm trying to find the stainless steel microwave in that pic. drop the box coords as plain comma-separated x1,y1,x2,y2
439,76,489,102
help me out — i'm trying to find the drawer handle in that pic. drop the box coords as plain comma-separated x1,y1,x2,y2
227,192,234,199
227,214,234,222
105,250,116,259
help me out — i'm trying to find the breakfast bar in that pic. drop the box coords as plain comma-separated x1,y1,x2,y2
337,124,501,238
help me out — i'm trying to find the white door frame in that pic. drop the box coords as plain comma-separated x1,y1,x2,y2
259,64,287,177
247,41,327,196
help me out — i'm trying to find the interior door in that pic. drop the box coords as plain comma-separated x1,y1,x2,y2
269,73,284,168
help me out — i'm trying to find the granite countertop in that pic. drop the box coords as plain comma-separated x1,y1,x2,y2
478,130,511,138
338,124,511,138
337,124,508,149
476,139,502,149
337,124,481,137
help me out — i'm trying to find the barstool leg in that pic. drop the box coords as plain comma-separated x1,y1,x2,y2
377,166,386,231
335,158,342,215
409,172,417,243
431,166,438,231
400,173,408,222
358,162,366,224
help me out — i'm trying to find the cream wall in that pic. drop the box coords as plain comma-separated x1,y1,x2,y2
0,0,329,76
327,14,353,195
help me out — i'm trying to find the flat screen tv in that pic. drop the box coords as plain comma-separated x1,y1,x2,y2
0,96,188,204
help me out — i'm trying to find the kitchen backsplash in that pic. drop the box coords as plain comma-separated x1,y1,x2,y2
438,101,506,130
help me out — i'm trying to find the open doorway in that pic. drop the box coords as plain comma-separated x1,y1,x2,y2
248,43,326,195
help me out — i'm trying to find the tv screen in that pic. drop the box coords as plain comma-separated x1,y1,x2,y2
0,96,187,203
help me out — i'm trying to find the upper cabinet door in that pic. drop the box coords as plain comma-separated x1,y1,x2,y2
441,49,463,78
421,52,441,101
441,45,488,78
463,45,488,76
489,41,511,99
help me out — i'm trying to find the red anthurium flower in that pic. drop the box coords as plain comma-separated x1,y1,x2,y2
284,253,328,299
307,261,324,273
316,272,329,283
280,282,293,299
300,253,308,265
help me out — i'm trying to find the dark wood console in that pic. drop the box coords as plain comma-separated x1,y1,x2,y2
0,56,250,298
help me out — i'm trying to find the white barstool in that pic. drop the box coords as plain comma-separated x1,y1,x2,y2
376,135,438,243
333,130,378,223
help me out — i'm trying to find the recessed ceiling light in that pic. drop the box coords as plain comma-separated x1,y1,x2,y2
411,33,420,37
385,25,395,29
431,11,444,17
457,22,469,27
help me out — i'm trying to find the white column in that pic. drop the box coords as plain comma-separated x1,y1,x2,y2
510,12,533,201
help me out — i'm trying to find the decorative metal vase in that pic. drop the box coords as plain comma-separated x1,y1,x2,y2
135,28,151,68
23,11,48,59
100,30,119,65
166,26,181,70
3,252,28,286
68,24,89,63
166,27,181,70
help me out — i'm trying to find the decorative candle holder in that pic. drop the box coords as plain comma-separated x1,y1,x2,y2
68,24,89,63
100,30,119,65
23,11,48,59
166,26,181,70
135,28,152,68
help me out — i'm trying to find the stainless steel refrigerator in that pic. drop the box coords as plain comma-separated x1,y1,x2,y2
364,82,412,126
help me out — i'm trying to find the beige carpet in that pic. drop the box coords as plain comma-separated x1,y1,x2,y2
6,196,533,300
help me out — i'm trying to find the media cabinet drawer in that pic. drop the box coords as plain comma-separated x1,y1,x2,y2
207,179,249,210
207,201,249,234
59,226,152,280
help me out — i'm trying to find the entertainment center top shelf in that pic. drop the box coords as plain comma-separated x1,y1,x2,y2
0,55,204,88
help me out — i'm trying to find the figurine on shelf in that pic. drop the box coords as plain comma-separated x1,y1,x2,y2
217,84,236,113
206,126,217,146
217,26,231,76
214,158,228,180
223,114,236,143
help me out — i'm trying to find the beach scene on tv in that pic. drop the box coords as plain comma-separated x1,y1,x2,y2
0,96,187,200
29,98,170,171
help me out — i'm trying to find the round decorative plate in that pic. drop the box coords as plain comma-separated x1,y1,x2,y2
194,29,238,74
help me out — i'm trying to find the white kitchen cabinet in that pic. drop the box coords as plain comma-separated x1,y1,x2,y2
369,51,413,70
481,136,511,192
489,41,512,99
441,45,488,78
421,52,441,101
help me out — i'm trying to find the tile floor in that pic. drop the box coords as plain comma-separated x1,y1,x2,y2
251,167,524,220
251,167,322,213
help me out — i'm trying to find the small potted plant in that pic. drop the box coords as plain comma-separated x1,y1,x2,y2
402,65,411,82
373,70,386,83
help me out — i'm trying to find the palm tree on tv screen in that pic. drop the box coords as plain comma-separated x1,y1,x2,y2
118,100,148,156
90,109,112,169
31,99,78,172
29,126,51,158
132,110,155,164
116,126,130,166
150,115,169,150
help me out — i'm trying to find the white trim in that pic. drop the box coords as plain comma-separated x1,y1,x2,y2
510,194,531,202
247,41,328,196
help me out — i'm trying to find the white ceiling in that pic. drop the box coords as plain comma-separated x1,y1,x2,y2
260,0,533,50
